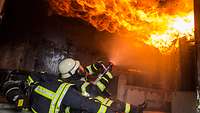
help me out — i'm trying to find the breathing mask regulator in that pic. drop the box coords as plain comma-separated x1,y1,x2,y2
0,70,27,111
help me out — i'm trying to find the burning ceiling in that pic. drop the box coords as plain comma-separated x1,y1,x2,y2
49,0,194,53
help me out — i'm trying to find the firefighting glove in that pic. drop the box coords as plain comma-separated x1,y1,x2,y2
131,101,147,113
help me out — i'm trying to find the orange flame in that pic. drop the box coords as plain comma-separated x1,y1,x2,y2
49,0,194,53
144,12,194,53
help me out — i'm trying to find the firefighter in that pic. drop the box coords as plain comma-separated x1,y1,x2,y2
58,58,113,97
58,58,147,113
0,70,117,113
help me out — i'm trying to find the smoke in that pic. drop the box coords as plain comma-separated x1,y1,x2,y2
99,32,159,68
97,32,180,89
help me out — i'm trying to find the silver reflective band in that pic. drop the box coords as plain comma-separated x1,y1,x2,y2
49,83,69,113
34,83,72,113
34,86,55,100
97,105,107,113
55,84,72,113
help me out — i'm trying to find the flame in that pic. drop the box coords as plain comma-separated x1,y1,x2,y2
144,12,194,53
49,0,194,53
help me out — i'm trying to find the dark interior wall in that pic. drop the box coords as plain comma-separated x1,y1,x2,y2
0,0,119,96
0,0,106,74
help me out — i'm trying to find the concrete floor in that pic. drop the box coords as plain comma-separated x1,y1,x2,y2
0,110,167,113
0,103,168,113
0,103,31,113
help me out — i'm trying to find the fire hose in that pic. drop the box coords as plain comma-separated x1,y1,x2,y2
93,62,113,85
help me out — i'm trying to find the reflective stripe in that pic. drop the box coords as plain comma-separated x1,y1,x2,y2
96,81,106,92
55,84,72,113
27,75,34,85
97,105,107,113
106,100,113,106
81,82,90,97
34,86,55,100
105,72,113,79
102,98,113,107
102,98,109,105
34,83,72,113
31,108,38,113
102,77,109,83
95,96,113,107
125,103,131,113
65,107,70,113
86,65,94,75
95,96,104,103
92,64,98,70
58,79,63,82
17,99,24,107
49,83,67,113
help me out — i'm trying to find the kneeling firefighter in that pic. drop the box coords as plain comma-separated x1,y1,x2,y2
0,69,116,113
58,58,147,113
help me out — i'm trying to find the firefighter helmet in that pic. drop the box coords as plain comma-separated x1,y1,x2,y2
58,58,80,78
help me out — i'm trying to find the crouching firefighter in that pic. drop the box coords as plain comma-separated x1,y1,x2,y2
1,69,117,113
59,58,113,97
58,58,147,113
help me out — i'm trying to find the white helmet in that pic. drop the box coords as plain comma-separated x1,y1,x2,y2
58,58,80,78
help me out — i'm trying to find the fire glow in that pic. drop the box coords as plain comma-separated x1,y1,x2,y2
145,12,194,53
49,0,194,53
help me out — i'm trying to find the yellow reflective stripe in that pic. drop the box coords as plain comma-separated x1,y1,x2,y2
34,83,72,113
31,108,38,113
92,64,98,70
58,79,63,82
106,100,113,106
96,81,106,92
102,77,109,83
49,83,68,113
17,99,24,107
125,103,131,113
55,84,72,113
27,75,34,85
65,107,70,113
103,98,111,105
81,82,90,97
105,72,113,79
95,96,105,103
34,86,55,100
95,96,113,106
86,65,94,75
97,105,107,113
